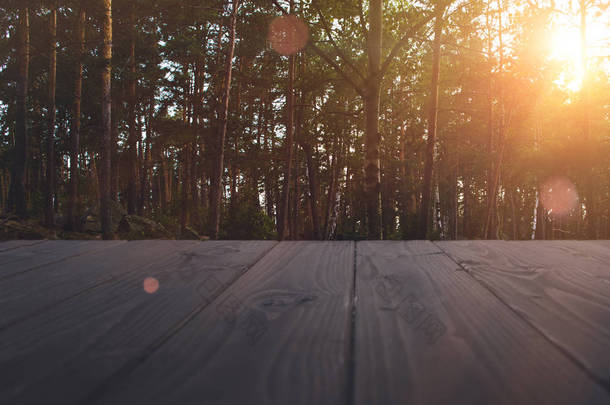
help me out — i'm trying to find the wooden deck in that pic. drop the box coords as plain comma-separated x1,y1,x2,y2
1,240,609,405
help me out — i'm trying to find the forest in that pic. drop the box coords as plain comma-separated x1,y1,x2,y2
0,0,608,241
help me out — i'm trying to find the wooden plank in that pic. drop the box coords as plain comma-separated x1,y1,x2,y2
0,240,200,329
0,241,276,405
437,240,610,387
0,240,125,278
355,241,610,405
0,240,46,253
89,241,354,405
521,241,610,280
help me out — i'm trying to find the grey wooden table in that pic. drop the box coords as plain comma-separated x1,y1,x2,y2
1,240,609,405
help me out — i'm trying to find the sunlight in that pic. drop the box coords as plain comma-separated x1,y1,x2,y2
550,26,584,91
549,15,609,92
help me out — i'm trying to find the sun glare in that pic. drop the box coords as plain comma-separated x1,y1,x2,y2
550,27,584,91
549,15,608,92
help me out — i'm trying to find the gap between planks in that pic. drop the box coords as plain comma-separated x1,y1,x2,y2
433,240,610,396
79,241,281,405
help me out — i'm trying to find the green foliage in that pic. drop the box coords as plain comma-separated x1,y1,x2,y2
221,192,276,240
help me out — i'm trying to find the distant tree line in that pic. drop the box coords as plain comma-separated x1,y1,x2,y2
0,0,608,240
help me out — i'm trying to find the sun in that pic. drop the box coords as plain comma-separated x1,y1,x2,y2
548,15,609,92
549,26,585,91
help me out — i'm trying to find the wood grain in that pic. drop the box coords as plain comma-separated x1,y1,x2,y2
0,240,203,329
0,241,276,405
437,240,610,389
0,240,46,253
355,241,610,405
90,241,354,405
0,240,125,278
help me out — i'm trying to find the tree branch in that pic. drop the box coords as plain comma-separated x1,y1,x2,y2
307,42,365,96
379,12,434,79
271,0,364,96
314,2,366,81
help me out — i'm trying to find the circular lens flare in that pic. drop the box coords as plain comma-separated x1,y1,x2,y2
540,176,578,217
268,15,309,56
143,277,159,294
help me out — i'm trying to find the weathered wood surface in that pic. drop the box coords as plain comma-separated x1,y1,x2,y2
0,241,276,405
0,240,198,329
0,240,609,405
0,240,45,253
0,240,124,278
90,241,354,405
355,241,610,405
437,240,610,388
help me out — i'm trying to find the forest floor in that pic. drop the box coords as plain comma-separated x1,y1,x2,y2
0,201,208,241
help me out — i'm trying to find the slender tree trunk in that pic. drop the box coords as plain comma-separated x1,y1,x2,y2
291,141,300,239
484,0,505,240
10,2,29,218
230,58,243,207
418,4,443,239
209,0,239,239
580,0,595,238
100,0,113,239
463,174,471,238
510,185,518,239
67,6,85,230
139,114,150,215
278,1,296,240
363,0,383,239
159,150,167,211
110,88,119,201
303,141,320,239
452,148,459,240
181,144,191,232
45,2,57,228
264,99,275,220
483,0,495,239
126,2,138,214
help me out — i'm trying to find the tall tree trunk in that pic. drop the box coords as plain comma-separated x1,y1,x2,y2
483,0,496,239
580,0,595,238
264,98,275,220
181,144,191,232
418,4,443,239
363,0,382,239
209,0,239,239
278,0,296,240
110,88,119,201
303,141,320,239
67,6,85,230
127,2,138,214
100,0,113,239
230,57,243,208
463,174,471,238
139,115,149,216
10,2,29,218
484,0,505,240
451,148,459,240
45,2,57,228
291,141,300,239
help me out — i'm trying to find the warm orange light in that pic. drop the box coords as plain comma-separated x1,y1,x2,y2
540,176,579,217
268,15,309,56
549,17,608,92
143,277,159,294
550,27,585,91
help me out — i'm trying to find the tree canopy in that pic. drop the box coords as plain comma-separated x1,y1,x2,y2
0,0,608,240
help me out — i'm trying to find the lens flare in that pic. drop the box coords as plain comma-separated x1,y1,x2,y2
143,277,159,294
268,15,309,56
540,176,578,216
